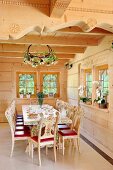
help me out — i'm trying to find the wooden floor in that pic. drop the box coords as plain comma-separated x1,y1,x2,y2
0,123,113,170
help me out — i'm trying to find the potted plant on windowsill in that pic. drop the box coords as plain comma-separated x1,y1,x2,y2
37,92,45,107
26,92,31,99
98,98,107,109
94,97,107,109
19,90,24,98
80,97,92,105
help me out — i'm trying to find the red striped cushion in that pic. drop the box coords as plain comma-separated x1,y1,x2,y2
58,130,77,136
14,130,30,137
16,122,24,125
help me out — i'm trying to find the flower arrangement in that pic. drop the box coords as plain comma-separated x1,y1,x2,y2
93,81,108,108
37,92,45,106
24,44,58,68
78,85,85,97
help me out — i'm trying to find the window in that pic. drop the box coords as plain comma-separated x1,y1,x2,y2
99,67,108,96
16,72,36,98
85,70,92,98
40,72,60,97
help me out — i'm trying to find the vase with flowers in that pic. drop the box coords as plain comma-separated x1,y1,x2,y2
37,92,45,107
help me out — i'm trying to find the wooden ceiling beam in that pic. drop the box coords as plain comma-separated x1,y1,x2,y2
50,0,72,18
0,35,103,46
0,44,86,54
0,58,69,66
0,52,74,59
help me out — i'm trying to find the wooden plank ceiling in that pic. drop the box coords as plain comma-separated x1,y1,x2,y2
0,0,113,66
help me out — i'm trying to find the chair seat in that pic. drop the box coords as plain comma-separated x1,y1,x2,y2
14,130,30,137
58,124,70,130
31,136,54,143
16,114,23,118
16,118,23,122
15,126,24,130
16,122,24,125
15,125,30,131
58,129,77,136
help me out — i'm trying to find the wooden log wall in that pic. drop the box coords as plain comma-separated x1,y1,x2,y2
0,62,67,122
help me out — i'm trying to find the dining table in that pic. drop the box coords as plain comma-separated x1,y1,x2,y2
22,104,72,126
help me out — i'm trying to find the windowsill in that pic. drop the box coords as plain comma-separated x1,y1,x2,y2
80,102,109,113
16,97,58,100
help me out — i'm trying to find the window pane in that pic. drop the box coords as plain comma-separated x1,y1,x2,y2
99,68,109,97
18,73,35,96
42,74,58,95
86,72,92,98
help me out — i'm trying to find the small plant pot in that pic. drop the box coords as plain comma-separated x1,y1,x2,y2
19,94,24,99
86,101,92,105
26,94,31,99
99,103,107,109
93,102,99,107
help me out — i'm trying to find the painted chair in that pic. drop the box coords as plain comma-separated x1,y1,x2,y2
58,114,81,155
5,106,30,157
28,112,59,166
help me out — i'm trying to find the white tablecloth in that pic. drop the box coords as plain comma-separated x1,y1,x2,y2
22,104,72,125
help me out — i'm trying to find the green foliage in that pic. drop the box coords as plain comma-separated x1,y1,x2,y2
19,90,24,94
24,45,58,68
37,92,45,106
37,92,45,98
80,97,92,103
94,97,101,103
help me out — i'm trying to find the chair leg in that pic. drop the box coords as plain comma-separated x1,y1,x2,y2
46,146,48,155
28,141,31,156
31,143,34,160
10,139,15,158
58,135,60,150
54,142,56,162
77,137,80,153
38,145,41,166
62,138,64,155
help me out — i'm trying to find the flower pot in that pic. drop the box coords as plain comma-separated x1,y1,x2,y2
99,103,107,109
93,102,99,107
38,98,43,107
86,101,92,105
19,94,24,99
26,94,30,99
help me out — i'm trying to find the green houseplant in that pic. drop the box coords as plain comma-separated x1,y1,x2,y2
98,98,107,109
37,92,45,107
80,97,92,105
94,97,107,109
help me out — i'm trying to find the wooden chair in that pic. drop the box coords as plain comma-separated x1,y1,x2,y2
58,106,78,131
28,112,59,166
5,106,30,157
58,114,81,155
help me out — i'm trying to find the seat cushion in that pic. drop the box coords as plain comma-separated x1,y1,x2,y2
16,118,23,122
15,126,24,130
58,124,70,130
16,114,23,118
16,122,24,125
14,130,30,137
15,125,30,131
58,129,77,136
31,136,54,143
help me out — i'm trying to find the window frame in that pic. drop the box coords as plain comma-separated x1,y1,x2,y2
16,72,37,98
85,69,92,98
40,72,60,98
96,64,108,97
